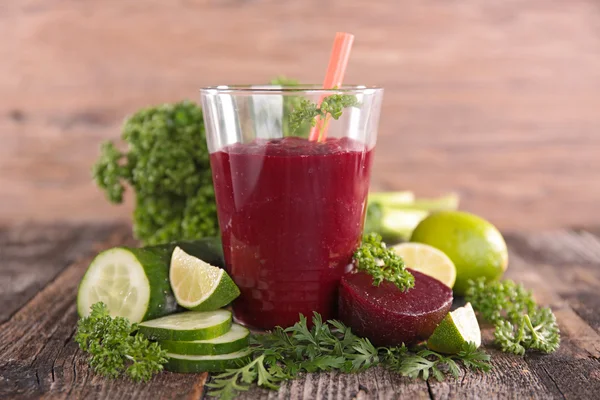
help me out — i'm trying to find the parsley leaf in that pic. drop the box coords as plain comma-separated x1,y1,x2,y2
208,314,491,399
465,278,560,355
353,233,415,291
270,77,312,137
456,341,494,371
387,342,491,381
288,94,360,135
93,101,219,246
75,302,167,382
206,355,285,400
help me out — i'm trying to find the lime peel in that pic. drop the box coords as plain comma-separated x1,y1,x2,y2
169,246,240,311
410,210,508,295
427,302,481,354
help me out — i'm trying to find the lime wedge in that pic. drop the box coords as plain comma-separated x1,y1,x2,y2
392,242,457,288
170,246,240,311
427,303,481,354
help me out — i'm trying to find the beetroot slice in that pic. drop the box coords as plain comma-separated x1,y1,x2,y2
338,269,453,347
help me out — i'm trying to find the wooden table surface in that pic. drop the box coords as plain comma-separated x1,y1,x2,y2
1,223,599,399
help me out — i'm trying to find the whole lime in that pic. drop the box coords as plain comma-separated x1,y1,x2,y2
410,211,508,295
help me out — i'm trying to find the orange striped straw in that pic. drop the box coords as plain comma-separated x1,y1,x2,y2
309,32,355,142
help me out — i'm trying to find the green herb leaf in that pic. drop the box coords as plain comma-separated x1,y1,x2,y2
288,94,359,135
206,356,280,400
465,278,560,355
92,101,219,245
395,353,436,380
353,232,415,291
208,315,491,399
270,77,310,137
456,341,493,372
75,302,167,382
386,342,491,381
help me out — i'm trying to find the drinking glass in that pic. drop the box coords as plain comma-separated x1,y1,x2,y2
200,85,383,330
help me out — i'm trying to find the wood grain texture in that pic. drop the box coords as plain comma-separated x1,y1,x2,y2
0,223,117,324
1,224,600,399
1,0,600,231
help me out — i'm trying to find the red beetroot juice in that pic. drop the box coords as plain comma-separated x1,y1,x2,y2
209,136,373,330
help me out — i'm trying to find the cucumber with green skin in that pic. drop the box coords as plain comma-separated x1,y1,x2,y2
138,310,232,341
77,237,224,323
165,349,252,373
146,237,224,269
159,323,249,355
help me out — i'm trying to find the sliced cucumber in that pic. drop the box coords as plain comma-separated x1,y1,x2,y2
159,323,249,355
77,238,224,323
164,349,252,373
138,310,232,341
77,247,175,323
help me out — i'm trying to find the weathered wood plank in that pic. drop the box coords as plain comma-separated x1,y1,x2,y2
505,230,600,266
526,339,600,400
564,287,600,332
428,342,557,399
0,223,117,324
503,235,600,399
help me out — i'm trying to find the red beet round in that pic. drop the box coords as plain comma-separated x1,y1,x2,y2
338,269,453,346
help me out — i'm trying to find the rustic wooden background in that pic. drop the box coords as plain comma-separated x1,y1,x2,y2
2,0,599,230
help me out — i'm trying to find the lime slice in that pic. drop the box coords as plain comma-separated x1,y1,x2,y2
165,348,252,373
427,303,481,354
392,242,457,288
159,323,250,355
138,310,232,341
170,246,240,311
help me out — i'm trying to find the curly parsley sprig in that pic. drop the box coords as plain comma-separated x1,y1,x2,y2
207,313,491,399
75,302,167,382
288,94,360,135
465,278,560,355
93,101,219,245
353,233,415,291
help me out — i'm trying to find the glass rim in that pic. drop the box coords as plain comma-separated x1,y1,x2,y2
200,84,383,95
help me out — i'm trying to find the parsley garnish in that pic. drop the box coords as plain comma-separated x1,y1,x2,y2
353,233,415,291
386,342,491,381
207,313,491,399
270,77,310,137
75,302,167,382
465,278,560,355
206,355,284,399
288,94,360,135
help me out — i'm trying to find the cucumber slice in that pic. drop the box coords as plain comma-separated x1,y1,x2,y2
77,238,224,323
77,247,176,323
164,349,252,373
138,310,232,341
159,323,249,355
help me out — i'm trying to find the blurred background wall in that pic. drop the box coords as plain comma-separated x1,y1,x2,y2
1,0,599,231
